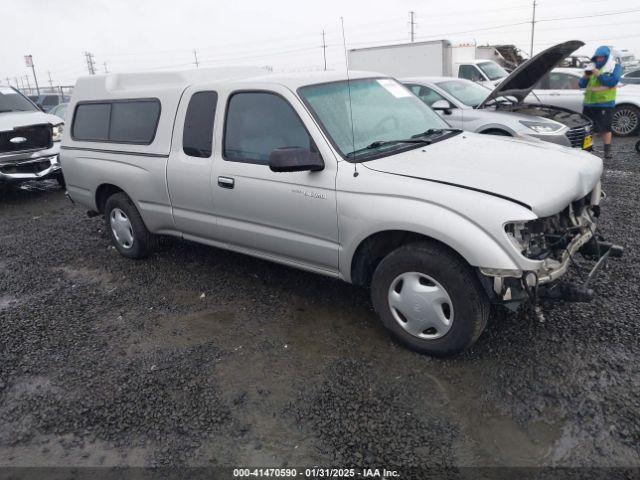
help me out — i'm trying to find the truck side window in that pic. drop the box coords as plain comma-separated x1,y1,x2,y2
458,65,483,82
183,91,218,158
224,92,311,165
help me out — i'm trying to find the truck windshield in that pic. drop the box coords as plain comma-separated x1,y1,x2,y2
0,87,39,113
436,80,491,107
477,61,508,81
298,78,449,161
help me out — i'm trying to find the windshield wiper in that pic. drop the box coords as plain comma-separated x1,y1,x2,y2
346,138,432,158
411,128,462,138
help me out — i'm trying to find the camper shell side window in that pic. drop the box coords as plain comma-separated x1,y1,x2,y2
71,98,161,145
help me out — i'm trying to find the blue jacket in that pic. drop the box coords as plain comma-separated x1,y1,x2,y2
578,45,622,108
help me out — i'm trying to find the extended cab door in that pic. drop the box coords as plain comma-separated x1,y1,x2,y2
167,88,221,238
210,85,339,273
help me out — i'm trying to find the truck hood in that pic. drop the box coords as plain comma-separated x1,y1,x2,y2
0,111,63,131
478,40,584,108
363,132,602,217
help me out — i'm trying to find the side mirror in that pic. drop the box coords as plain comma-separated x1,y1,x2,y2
268,147,324,173
431,100,453,115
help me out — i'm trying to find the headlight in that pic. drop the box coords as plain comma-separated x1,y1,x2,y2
519,120,563,134
52,123,64,142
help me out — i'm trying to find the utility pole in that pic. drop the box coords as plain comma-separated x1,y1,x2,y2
48,71,54,89
24,75,32,94
193,50,199,68
322,30,327,70
529,0,537,58
409,11,416,42
5,77,9,86
103,62,109,73
24,54,40,95
84,51,96,75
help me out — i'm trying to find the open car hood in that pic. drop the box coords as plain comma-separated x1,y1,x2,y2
478,40,584,108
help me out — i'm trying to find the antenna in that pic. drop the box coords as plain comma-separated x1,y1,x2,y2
341,17,358,177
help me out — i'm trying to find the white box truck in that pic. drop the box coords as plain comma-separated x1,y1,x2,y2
348,40,509,86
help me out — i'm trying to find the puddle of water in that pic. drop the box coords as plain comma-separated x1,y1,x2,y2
126,309,237,357
57,266,117,291
284,300,574,466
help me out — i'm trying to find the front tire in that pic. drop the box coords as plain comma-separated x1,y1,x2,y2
612,104,640,137
371,242,489,357
104,192,158,259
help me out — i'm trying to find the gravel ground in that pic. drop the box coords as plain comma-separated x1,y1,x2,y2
0,138,638,470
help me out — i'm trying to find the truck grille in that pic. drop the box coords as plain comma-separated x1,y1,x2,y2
0,124,52,154
565,125,590,149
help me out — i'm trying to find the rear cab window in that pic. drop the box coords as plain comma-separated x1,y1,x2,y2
72,99,161,144
183,91,218,158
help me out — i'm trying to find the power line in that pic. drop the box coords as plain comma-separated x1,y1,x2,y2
538,7,640,22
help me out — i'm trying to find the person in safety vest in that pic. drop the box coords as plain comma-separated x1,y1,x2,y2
579,46,622,159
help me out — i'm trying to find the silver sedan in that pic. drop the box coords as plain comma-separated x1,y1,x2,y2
403,77,592,149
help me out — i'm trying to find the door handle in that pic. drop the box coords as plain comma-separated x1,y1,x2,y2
218,176,234,189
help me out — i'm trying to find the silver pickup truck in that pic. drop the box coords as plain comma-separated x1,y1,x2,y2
61,68,620,356
1,86,64,186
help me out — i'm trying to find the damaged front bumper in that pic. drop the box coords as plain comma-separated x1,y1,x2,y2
479,203,623,307
0,153,62,183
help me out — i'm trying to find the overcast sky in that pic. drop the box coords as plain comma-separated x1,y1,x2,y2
1,0,639,88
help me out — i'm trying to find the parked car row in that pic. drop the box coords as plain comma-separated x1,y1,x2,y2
403,41,594,149
27,93,71,113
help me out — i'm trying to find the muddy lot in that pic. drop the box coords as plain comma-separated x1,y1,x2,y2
0,139,638,472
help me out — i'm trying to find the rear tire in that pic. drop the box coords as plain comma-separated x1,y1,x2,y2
370,242,489,357
612,104,640,137
104,192,158,259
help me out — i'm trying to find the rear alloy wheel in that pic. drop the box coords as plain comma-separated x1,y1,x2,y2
371,242,489,356
612,105,640,137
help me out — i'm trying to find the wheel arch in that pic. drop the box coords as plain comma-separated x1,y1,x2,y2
350,230,470,286
477,126,513,136
95,183,126,213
